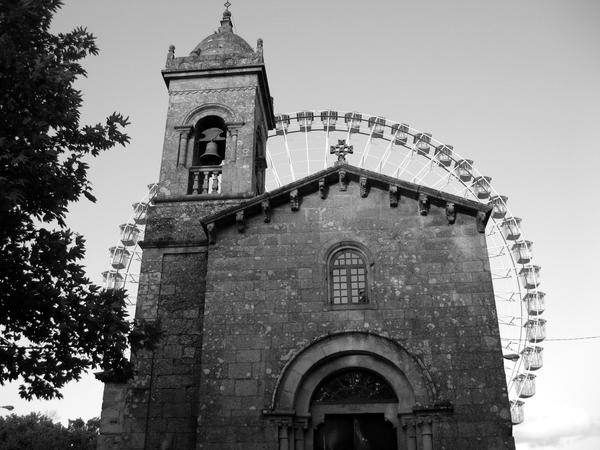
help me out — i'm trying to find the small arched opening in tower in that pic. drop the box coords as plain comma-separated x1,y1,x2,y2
193,115,227,166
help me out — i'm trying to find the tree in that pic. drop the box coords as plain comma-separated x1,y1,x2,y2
0,0,142,399
0,413,99,450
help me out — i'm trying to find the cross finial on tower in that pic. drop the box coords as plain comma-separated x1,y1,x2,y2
330,139,354,165
220,1,233,31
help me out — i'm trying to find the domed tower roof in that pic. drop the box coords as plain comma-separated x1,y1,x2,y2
162,3,274,129
190,8,254,58
164,6,263,72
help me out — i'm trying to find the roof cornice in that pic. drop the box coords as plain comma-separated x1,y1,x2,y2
199,163,492,242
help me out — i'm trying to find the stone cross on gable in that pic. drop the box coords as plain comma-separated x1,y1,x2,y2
330,139,353,164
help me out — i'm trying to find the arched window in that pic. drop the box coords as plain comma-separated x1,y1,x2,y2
192,115,227,166
329,247,368,305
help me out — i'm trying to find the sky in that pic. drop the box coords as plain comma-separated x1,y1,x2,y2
1,0,600,448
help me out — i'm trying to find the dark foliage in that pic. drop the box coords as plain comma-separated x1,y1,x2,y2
0,0,154,399
0,413,98,450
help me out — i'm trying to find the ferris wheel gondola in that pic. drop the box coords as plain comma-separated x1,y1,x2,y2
102,183,158,315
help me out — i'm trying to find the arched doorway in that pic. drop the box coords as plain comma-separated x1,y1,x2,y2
311,369,398,450
314,415,396,450
265,332,440,450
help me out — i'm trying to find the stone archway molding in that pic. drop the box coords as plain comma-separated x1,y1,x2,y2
268,331,437,414
182,102,239,126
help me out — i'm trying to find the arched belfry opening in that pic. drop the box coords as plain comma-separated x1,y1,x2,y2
193,115,227,166
188,115,227,194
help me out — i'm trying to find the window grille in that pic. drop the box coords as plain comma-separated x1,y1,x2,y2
312,369,397,404
330,249,368,304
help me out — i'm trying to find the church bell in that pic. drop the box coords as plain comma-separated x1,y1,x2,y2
199,140,222,165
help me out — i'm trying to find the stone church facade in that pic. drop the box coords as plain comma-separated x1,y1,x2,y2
98,8,515,450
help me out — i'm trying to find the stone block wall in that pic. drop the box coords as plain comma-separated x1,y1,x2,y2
142,250,207,450
101,245,208,450
97,383,127,450
143,199,242,246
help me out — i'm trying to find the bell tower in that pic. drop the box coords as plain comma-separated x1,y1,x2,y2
159,6,274,200
97,8,275,450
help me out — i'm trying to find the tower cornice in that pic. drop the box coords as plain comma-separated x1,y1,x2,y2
162,64,275,130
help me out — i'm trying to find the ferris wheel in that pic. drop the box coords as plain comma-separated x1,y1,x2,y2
102,109,545,426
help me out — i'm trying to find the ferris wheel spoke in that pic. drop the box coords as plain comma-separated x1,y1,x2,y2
492,267,517,279
359,128,375,169
498,315,522,326
487,222,503,238
407,167,422,180
324,120,331,170
430,169,453,190
412,157,435,184
265,145,282,188
502,340,520,352
393,144,417,180
487,248,508,259
448,179,478,201
495,292,520,302
459,186,473,199
282,129,295,181
305,128,310,175
376,128,399,172
489,253,520,279
375,141,393,173
447,181,465,197
345,121,352,144
487,242,508,252
126,273,139,284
